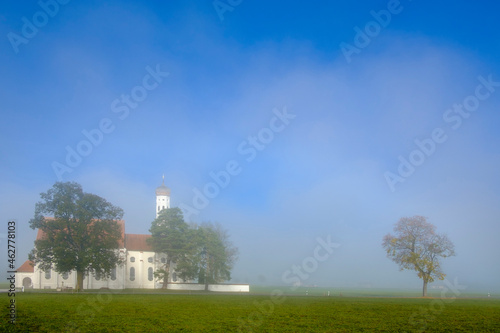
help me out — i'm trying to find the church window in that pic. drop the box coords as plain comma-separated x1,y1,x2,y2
130,267,135,281
45,269,51,279
158,206,160,212
172,272,177,282
62,272,69,280
148,267,153,281
160,257,166,264
148,257,153,263
130,257,135,262
111,268,116,281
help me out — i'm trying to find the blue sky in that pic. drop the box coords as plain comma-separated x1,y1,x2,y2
1,0,500,291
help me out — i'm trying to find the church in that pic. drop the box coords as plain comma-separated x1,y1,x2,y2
15,180,249,292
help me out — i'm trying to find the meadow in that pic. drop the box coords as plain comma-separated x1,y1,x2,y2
2,290,499,332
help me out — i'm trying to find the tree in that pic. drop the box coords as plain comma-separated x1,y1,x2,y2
382,216,455,297
148,209,239,290
177,223,239,290
147,207,190,288
29,182,124,292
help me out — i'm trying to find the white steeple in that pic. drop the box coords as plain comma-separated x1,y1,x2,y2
155,175,170,218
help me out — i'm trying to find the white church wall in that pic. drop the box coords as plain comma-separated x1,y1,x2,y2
35,266,59,289
24,265,71,290
60,271,75,289
85,249,128,289
32,269,40,289
25,258,129,290
125,250,156,288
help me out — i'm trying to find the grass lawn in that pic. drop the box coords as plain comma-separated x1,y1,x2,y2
2,292,500,332
248,285,496,298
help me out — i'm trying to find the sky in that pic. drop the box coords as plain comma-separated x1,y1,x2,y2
1,0,499,292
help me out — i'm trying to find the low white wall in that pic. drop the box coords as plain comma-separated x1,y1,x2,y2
167,283,205,291
167,283,249,292
208,284,249,292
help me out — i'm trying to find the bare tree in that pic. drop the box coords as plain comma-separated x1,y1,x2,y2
382,216,455,297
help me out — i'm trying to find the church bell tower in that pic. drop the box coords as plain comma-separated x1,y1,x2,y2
155,175,171,218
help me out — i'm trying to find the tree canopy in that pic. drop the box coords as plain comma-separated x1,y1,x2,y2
184,223,239,290
29,182,124,291
148,208,238,289
147,207,191,288
382,216,455,297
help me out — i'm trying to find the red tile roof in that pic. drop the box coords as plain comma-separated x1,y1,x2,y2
124,234,153,251
17,260,34,273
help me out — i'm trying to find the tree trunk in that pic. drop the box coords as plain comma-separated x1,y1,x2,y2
76,270,84,292
422,279,428,297
204,257,209,291
162,260,170,289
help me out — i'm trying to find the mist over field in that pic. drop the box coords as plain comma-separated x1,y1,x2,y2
1,1,499,293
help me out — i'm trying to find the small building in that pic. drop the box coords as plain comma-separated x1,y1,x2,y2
16,259,35,290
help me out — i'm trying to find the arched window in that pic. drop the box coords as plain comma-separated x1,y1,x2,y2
130,267,135,281
148,267,153,281
111,268,116,281
160,257,166,264
45,269,51,279
62,272,69,280
172,272,177,282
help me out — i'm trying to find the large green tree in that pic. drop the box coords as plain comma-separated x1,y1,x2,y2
147,207,190,288
149,209,239,290
29,182,124,291
382,216,455,297
177,223,238,290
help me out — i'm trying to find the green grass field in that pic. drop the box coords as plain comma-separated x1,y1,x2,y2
2,291,499,332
